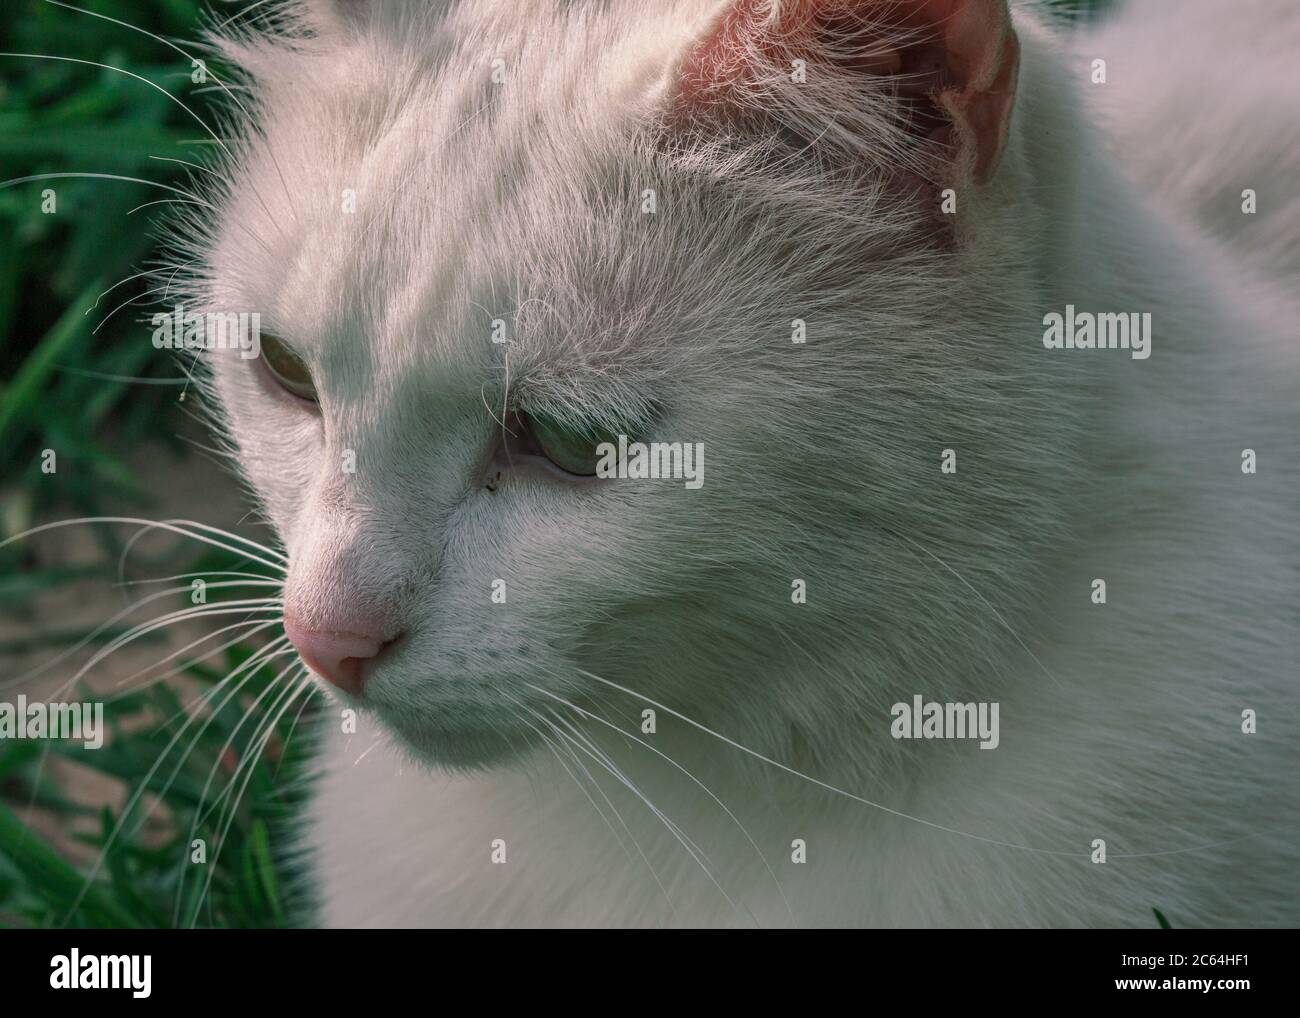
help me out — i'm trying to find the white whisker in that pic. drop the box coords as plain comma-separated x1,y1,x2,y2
577,669,1088,859
527,684,794,925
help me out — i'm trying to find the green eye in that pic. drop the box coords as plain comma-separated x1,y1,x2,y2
260,333,317,401
524,414,607,476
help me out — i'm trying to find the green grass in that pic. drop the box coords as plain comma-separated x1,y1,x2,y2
0,0,216,538
0,536,317,928
0,0,319,928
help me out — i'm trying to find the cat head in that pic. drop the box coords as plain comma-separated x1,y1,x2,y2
181,0,1069,770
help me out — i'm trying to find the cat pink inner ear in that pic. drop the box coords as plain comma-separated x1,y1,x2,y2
929,0,1019,183
675,0,1020,184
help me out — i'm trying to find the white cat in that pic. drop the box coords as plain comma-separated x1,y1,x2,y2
186,0,1299,926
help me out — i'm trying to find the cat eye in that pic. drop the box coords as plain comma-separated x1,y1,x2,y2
259,333,317,402
520,413,608,477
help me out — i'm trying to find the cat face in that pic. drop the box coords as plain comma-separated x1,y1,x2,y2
192,0,1054,769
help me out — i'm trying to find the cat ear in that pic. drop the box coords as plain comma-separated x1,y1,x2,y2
670,0,1019,185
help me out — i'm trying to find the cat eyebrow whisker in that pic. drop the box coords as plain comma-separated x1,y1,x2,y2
43,0,302,232
212,0,279,33
91,280,187,336
0,171,279,273
0,94,287,274
127,197,209,217
0,52,234,158
86,266,171,314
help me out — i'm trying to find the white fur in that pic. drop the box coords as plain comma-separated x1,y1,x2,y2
179,0,1299,926
1086,0,1300,282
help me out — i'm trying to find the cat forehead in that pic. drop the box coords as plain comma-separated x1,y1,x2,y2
209,3,699,362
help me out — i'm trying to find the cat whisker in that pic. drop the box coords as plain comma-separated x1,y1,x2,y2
160,258,197,304
116,570,278,588
351,738,384,767
542,707,715,871
48,367,189,386
154,642,287,744
1,515,286,570
525,683,795,926
111,517,285,587
184,671,312,928
171,429,248,472
19,618,282,839
106,617,284,695
518,703,679,923
166,649,299,903
196,663,306,834
887,529,1066,690
3,579,276,691
145,517,285,566
47,600,283,704
504,695,637,864
61,639,292,925
86,264,182,313
269,682,319,784
148,155,221,176
190,84,253,97
125,198,209,217
542,708,753,925
508,703,630,856
575,668,1085,859
0,171,209,205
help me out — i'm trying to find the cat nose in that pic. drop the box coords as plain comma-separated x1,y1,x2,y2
284,619,392,696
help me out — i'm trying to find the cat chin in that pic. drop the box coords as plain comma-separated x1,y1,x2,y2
369,707,540,773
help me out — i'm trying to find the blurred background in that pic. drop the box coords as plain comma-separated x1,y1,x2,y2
0,0,1112,928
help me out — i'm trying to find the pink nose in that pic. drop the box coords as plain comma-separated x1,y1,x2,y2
284,620,388,696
